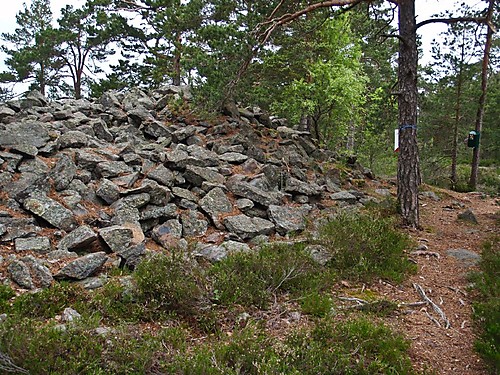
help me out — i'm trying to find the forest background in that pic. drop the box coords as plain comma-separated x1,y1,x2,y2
0,0,498,194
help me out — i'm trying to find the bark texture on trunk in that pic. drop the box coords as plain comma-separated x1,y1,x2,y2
469,0,494,190
397,0,420,228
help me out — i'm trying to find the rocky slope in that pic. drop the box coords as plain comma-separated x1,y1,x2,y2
0,87,375,290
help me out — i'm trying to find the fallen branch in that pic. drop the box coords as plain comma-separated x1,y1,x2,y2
410,250,440,259
413,283,450,329
337,296,368,305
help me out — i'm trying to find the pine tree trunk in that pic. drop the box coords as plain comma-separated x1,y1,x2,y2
451,32,466,189
397,0,420,228
172,32,182,86
469,0,494,190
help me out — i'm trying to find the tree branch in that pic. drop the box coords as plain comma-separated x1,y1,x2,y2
416,16,487,30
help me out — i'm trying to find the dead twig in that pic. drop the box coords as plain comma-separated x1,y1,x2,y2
413,283,450,329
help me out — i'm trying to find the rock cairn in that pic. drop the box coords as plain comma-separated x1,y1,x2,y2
0,88,373,290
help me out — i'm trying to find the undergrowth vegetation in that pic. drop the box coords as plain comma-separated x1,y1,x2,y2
0,210,418,374
469,236,500,373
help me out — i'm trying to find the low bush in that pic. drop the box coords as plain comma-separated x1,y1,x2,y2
317,212,416,283
133,251,207,317
210,243,328,309
469,236,500,372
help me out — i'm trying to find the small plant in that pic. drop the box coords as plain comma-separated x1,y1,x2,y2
469,236,500,372
0,284,15,312
10,282,89,320
133,251,207,317
300,292,333,317
317,212,416,283
210,243,326,309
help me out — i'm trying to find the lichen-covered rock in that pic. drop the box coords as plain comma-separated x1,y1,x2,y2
23,194,77,232
58,225,97,252
184,165,225,187
267,205,310,235
223,214,274,239
226,177,281,207
55,252,108,280
15,237,51,253
199,187,232,229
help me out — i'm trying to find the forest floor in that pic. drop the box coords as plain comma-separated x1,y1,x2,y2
373,188,499,374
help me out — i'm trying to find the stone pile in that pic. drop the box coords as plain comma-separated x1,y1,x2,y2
0,88,373,290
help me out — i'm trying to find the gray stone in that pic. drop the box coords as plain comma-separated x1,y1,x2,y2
18,158,49,174
420,191,441,202
446,249,480,266
181,210,208,237
330,191,357,202
10,143,38,157
61,307,82,323
147,165,175,187
8,260,34,289
21,255,53,288
47,250,78,260
223,214,274,239
219,152,248,164
305,245,332,266
23,194,77,232
236,198,254,211
96,161,133,178
91,119,114,142
50,154,77,191
184,165,225,187
98,226,133,253
171,187,199,203
141,121,172,139
0,224,6,236
226,177,281,207
96,179,121,204
128,106,154,124
267,205,310,235
58,225,97,252
152,219,183,248
75,150,108,171
458,209,478,224
374,188,392,197
220,240,251,253
55,252,108,280
194,244,227,262
285,177,322,196
172,125,197,142
0,121,50,148
58,131,89,149
15,237,51,253
140,204,178,221
199,187,233,229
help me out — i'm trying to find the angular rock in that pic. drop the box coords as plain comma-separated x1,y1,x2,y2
50,154,77,191
446,249,480,266
285,177,322,196
61,307,82,323
330,191,357,203
305,245,332,266
267,205,310,235
181,210,208,237
58,131,89,149
458,209,478,224
21,255,53,288
152,219,183,248
199,187,233,229
8,260,34,289
141,121,172,139
55,252,108,280
0,121,50,148
226,177,281,207
96,178,121,204
147,165,175,187
140,204,178,221
171,187,199,203
23,195,77,231
98,226,133,253
58,225,97,252
96,161,133,178
15,237,51,253
184,165,225,187
91,119,114,142
219,152,248,164
223,214,274,240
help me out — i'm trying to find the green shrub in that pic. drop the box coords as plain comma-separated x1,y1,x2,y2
469,237,500,372
211,243,327,309
0,317,104,374
300,292,333,317
133,252,206,317
0,284,15,312
285,317,415,374
10,282,89,320
317,212,416,283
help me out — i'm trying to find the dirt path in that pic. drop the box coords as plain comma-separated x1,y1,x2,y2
375,190,499,374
